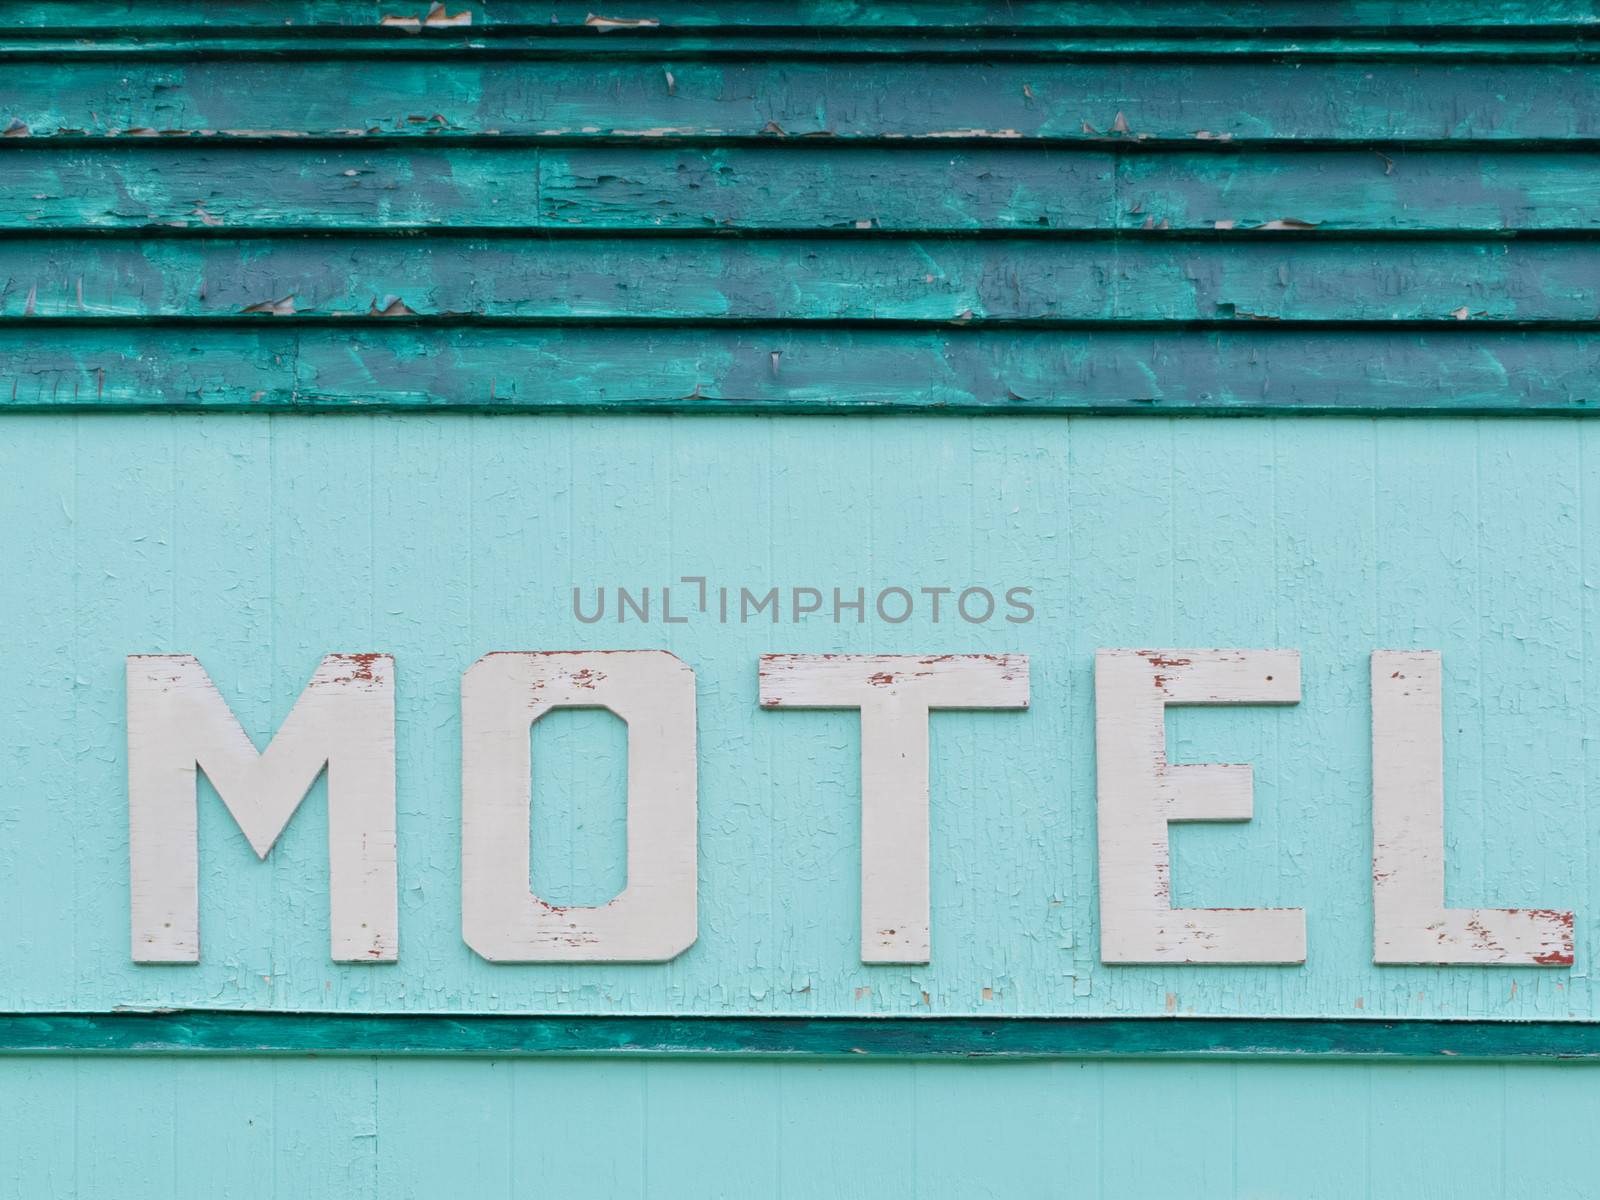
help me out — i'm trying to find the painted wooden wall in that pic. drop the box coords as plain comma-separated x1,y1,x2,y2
2,3,1599,1196
5,1058,1598,1200
6,412,1600,1021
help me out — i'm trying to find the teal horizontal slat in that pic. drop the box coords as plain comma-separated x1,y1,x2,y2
7,35,1600,61
4,238,1597,324
3,59,1597,142
3,147,1595,233
2,1012,1599,1059
9,1,1597,33
3,327,1596,411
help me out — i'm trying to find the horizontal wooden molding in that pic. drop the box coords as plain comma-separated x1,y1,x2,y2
3,60,1597,145
3,1012,1599,1060
5,145,1594,236
6,37,1600,63
5,238,1599,325
9,0,1598,36
3,328,1598,414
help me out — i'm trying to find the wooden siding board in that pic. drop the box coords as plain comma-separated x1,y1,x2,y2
10,32,1600,62
10,1,1600,32
5,146,1594,235
4,60,1600,144
3,327,1597,412
4,238,1599,324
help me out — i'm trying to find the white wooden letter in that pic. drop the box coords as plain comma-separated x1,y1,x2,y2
461,651,697,962
1372,651,1574,965
758,654,1029,964
1096,649,1304,964
127,653,397,963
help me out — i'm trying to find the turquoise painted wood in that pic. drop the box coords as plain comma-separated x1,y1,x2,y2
9,59,1600,142
1,412,1596,1020
4,5,1599,1195
1,1056,1593,1200
3,3,1600,413
6,1013,1600,1060
11,240,1600,324
10,1,1598,32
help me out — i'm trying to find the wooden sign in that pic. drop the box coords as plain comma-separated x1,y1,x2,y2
4,413,1592,1025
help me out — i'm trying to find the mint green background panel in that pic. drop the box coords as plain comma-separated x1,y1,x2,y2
1,413,1595,1021
4,1057,1600,1200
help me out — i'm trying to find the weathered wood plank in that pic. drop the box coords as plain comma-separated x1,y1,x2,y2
2,1012,1599,1059
5,238,1596,324
9,35,1600,61
3,327,1595,412
4,60,1597,142
11,1,1597,33
5,147,1595,233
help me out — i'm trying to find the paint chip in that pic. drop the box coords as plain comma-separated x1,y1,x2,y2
585,13,661,30
382,2,470,28
241,295,296,316
370,295,420,317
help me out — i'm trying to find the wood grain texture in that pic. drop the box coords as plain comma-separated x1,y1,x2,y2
4,59,1599,144
10,0,1598,33
11,35,1600,62
5,327,1598,412
1,6,1597,413
8,147,1595,234
6,238,1600,325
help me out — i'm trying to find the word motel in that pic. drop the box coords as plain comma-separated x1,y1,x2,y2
126,649,1575,971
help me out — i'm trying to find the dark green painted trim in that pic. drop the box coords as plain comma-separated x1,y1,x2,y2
5,238,1600,326
5,327,1598,414
3,1013,1599,1061
6,59,1597,145
11,0,1599,33
8,144,1595,237
8,37,1600,63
